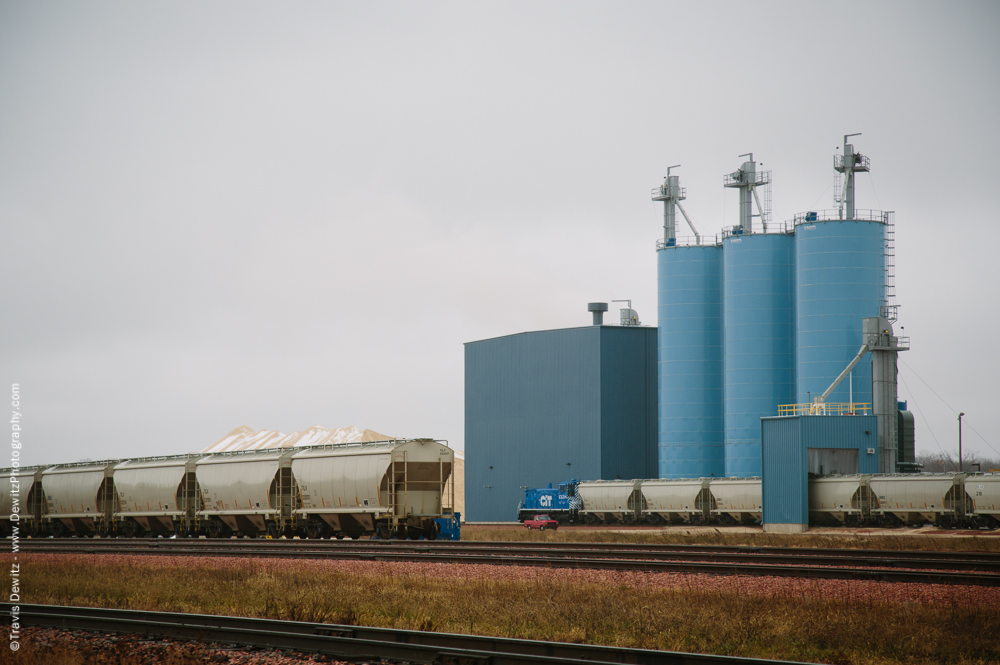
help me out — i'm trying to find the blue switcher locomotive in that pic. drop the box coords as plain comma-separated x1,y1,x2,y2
517,481,581,523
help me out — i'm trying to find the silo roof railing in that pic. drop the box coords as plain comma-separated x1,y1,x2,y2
793,209,893,225
721,220,794,239
777,403,872,416
656,234,720,249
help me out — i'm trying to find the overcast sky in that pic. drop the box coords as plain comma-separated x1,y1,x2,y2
2,1,998,466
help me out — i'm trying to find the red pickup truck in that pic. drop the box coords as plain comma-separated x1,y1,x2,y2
524,514,559,530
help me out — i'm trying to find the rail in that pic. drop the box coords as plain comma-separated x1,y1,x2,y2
721,220,794,239
835,152,870,172
3,603,811,665
777,402,872,416
723,169,769,187
651,185,686,200
793,208,892,225
657,234,720,249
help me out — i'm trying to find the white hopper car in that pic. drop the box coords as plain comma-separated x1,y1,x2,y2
708,478,762,525
114,456,202,537
968,474,1000,527
0,466,46,537
41,462,118,537
808,475,878,526
0,438,458,539
563,473,1000,529
575,480,642,524
640,479,711,525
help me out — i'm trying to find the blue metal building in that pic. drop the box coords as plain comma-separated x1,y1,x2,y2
657,245,725,479
722,232,795,477
761,414,880,532
464,321,657,522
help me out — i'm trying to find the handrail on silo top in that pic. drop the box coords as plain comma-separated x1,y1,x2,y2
792,209,891,225
777,403,872,416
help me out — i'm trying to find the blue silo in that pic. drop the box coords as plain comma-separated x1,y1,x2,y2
657,244,725,478
723,232,795,477
795,216,886,406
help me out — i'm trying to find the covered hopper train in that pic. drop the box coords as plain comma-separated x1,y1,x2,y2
0,439,460,540
519,474,1000,529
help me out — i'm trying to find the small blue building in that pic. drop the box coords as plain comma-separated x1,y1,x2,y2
761,414,880,532
465,319,657,522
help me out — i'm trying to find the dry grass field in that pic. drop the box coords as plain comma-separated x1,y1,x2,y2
6,551,1000,665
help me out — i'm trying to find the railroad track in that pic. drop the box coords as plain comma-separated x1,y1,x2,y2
19,538,1000,586
3,602,810,665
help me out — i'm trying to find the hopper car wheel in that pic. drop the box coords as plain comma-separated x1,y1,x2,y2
305,523,324,539
394,526,408,540
427,523,440,541
376,523,391,540
937,515,954,529
50,522,66,538
716,514,736,527
265,521,279,539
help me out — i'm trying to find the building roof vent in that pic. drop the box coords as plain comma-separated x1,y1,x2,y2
587,302,608,326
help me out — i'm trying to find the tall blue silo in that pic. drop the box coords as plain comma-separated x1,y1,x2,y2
795,216,886,406
723,232,795,477
657,244,725,478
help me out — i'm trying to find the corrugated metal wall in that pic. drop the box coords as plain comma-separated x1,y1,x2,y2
600,328,658,482
723,233,795,477
464,326,657,522
761,417,809,526
761,415,879,526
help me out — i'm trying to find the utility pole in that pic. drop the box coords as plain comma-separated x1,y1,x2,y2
958,412,965,472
